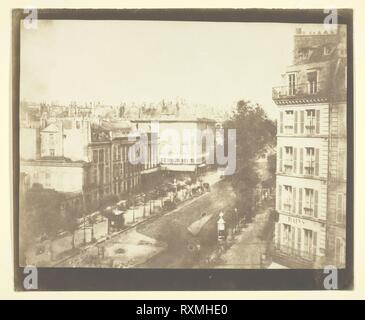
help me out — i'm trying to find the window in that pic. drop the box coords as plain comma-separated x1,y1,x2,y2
49,149,55,157
105,167,110,183
303,229,314,256
303,188,314,216
305,109,316,134
105,149,109,162
284,146,293,173
76,121,81,129
288,73,296,95
324,46,331,55
99,149,104,163
337,148,346,180
113,145,117,161
93,150,98,163
92,167,97,184
49,134,54,145
283,185,293,212
284,110,294,134
336,193,346,224
123,147,128,162
335,237,346,267
304,147,315,175
307,71,318,94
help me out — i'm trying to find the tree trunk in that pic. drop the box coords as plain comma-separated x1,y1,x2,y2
91,224,95,241
71,233,75,250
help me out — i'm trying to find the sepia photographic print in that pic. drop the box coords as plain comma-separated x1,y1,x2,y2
13,9,353,291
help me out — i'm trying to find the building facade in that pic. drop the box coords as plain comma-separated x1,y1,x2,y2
20,115,142,214
271,26,347,268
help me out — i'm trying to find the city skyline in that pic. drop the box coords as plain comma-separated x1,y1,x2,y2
20,20,308,119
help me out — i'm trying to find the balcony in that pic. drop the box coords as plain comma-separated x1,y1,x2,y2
304,118,316,133
160,158,200,165
304,159,316,176
304,159,314,168
303,206,314,216
283,199,292,213
283,158,293,167
283,158,294,174
269,243,318,268
272,81,329,105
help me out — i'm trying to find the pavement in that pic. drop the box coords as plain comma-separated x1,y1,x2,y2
35,169,223,268
212,203,275,269
58,228,167,268
26,168,276,269
136,178,238,268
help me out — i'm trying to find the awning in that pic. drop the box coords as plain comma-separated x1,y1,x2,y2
161,164,197,172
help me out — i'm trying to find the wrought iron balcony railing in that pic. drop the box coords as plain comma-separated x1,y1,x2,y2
272,81,329,103
271,243,317,262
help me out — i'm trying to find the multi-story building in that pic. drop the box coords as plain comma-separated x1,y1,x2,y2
20,115,142,214
271,26,347,268
134,118,216,174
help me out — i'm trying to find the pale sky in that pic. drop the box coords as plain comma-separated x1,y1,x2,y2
20,20,302,119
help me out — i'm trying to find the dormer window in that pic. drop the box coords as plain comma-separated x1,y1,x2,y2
298,48,310,60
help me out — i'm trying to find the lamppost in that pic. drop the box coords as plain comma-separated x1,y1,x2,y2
217,211,226,243
234,207,239,234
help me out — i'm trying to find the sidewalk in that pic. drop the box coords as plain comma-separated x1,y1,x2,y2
209,203,275,269
27,169,222,267
57,228,167,268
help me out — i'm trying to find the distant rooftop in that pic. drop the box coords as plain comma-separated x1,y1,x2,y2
131,117,216,123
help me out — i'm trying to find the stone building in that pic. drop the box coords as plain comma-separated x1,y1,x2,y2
271,26,347,268
20,116,142,214
133,118,216,174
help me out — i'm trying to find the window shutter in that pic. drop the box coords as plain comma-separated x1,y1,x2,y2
315,148,320,176
335,238,341,264
313,232,317,256
300,110,305,134
278,185,282,211
336,194,343,223
293,148,297,173
280,112,284,134
314,190,319,218
279,147,283,173
316,110,320,134
299,188,302,215
299,148,303,174
297,228,301,251
294,111,298,134
291,227,296,251
293,187,296,214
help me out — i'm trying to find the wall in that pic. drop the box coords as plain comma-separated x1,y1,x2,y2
20,127,38,160
276,175,328,221
20,162,85,193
